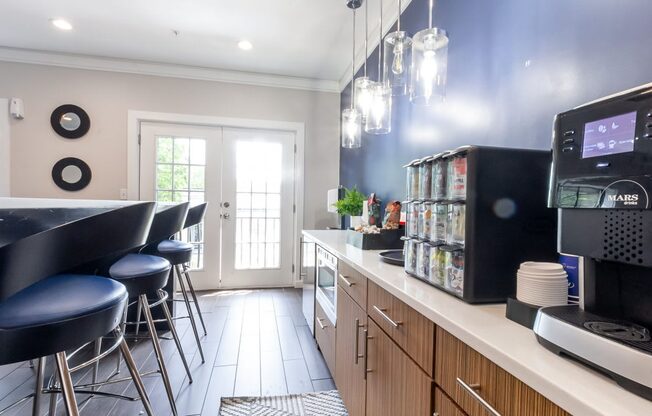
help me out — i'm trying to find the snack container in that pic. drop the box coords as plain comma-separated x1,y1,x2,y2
406,202,419,238
405,160,420,200
418,202,432,240
445,250,465,296
431,156,448,200
447,155,467,200
404,239,417,274
430,203,448,244
447,203,465,246
430,245,446,286
419,157,433,200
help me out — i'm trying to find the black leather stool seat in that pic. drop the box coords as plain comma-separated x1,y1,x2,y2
0,275,128,366
156,240,193,265
109,254,171,296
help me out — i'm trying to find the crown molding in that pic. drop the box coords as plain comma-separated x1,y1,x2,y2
0,46,341,93
338,0,414,91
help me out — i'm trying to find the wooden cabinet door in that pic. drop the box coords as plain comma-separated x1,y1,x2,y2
366,320,433,416
368,280,435,376
335,286,367,416
435,387,468,416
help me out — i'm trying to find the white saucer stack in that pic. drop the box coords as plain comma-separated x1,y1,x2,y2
516,262,568,307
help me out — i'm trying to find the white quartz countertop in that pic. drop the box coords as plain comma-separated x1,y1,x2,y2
303,230,652,416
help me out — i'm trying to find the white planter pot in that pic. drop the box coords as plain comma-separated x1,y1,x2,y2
350,215,363,229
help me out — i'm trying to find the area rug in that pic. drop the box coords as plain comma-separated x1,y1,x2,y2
219,390,348,416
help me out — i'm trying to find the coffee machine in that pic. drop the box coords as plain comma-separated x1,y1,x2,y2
534,83,652,400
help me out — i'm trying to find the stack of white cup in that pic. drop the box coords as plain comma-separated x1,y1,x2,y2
516,262,568,307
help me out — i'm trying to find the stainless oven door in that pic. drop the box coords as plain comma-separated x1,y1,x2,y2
316,247,337,325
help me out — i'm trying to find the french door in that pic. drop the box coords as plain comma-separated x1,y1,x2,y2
139,122,296,289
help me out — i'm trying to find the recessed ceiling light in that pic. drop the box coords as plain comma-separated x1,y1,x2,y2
50,18,73,31
238,40,253,51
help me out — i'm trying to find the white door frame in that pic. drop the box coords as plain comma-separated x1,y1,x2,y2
0,98,11,197
127,110,305,288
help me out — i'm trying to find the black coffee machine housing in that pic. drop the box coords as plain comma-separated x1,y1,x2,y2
535,84,652,400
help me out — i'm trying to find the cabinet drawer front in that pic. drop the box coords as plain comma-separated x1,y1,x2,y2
435,328,570,416
367,280,435,376
366,320,433,416
435,327,500,416
435,388,467,416
315,301,336,376
338,260,367,308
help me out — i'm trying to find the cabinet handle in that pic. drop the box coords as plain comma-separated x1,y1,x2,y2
456,378,501,416
372,305,403,328
354,318,361,364
364,329,371,380
316,317,327,330
339,274,355,287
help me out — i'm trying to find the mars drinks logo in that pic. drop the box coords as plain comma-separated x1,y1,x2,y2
607,194,640,205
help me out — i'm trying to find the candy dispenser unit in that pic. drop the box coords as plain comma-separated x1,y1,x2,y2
403,145,557,303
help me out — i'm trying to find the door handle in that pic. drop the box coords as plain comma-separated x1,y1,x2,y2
364,330,372,380
354,318,363,364
222,213,230,220
316,317,327,330
372,305,403,328
339,274,355,287
456,378,502,416
223,201,230,208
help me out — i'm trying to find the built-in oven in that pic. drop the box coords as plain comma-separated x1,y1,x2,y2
315,245,337,326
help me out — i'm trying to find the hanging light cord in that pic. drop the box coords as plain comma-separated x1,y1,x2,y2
363,0,368,77
350,9,356,110
429,0,434,29
397,0,401,32
378,0,383,80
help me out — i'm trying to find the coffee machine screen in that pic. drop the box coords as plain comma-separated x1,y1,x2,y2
581,111,637,159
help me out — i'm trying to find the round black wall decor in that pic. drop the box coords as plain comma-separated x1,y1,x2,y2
50,104,91,139
52,157,92,191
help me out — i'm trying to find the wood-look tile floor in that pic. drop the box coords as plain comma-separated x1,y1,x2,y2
0,288,334,416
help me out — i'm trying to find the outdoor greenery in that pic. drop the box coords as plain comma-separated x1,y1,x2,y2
333,187,365,216
155,136,206,203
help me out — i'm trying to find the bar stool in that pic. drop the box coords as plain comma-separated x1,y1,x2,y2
0,275,153,416
155,239,206,363
107,253,193,416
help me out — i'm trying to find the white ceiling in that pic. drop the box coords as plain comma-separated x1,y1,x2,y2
0,0,409,91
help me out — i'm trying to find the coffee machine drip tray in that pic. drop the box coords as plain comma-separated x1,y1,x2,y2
534,305,652,400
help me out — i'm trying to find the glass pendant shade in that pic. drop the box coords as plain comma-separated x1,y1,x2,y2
341,108,362,148
383,31,412,96
354,77,375,121
410,28,449,105
365,83,392,135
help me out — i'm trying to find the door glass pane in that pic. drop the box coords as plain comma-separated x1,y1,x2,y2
234,140,283,270
155,135,206,269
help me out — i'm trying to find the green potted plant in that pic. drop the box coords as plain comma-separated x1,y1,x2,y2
333,187,365,229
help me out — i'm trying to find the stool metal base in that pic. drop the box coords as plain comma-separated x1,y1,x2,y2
0,325,154,416
174,265,205,363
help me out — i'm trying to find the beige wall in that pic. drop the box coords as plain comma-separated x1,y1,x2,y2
0,61,340,229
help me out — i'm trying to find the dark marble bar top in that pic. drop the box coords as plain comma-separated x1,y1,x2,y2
0,198,157,301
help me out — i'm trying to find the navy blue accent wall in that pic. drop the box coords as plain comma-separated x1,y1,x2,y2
340,0,652,204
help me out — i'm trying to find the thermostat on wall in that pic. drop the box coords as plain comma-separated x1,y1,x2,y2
9,98,24,120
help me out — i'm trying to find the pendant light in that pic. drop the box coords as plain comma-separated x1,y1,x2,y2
410,0,449,105
365,0,392,135
384,0,412,96
342,3,362,149
354,0,374,121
